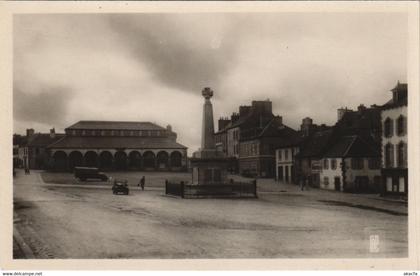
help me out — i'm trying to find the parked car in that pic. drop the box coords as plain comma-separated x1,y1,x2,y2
112,179,129,195
74,167,108,181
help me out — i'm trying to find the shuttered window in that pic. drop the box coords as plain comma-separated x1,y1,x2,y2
384,118,394,138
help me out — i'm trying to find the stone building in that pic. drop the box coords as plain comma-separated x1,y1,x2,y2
275,133,303,184
380,82,408,196
25,128,65,170
215,100,297,178
47,121,188,172
319,135,382,193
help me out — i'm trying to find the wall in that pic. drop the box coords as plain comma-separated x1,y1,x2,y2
227,127,240,157
275,146,299,183
381,106,408,168
319,158,343,191
343,158,381,192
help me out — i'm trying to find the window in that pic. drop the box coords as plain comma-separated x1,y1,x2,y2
397,142,407,168
385,143,394,168
284,149,289,160
123,130,130,136
323,177,329,186
386,177,393,192
368,158,381,169
351,158,364,170
323,159,329,170
278,149,282,160
104,130,111,136
213,169,221,182
384,118,393,138
399,177,405,192
331,159,337,170
397,115,406,136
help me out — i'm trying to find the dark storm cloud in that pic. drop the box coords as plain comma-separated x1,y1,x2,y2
13,83,73,126
106,14,241,96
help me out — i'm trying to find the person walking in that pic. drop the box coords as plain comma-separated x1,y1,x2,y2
300,175,306,191
140,176,145,191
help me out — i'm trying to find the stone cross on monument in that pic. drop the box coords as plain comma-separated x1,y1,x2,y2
190,87,229,185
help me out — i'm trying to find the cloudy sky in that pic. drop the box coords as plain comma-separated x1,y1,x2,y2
13,13,407,152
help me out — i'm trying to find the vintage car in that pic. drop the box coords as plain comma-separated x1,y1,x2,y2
74,167,108,181
112,179,129,195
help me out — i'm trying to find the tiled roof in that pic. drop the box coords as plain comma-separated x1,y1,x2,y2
296,129,335,158
27,134,65,147
47,136,187,149
324,135,380,158
66,121,166,131
275,132,305,148
335,108,381,133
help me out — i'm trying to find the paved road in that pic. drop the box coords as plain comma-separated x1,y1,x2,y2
13,169,408,259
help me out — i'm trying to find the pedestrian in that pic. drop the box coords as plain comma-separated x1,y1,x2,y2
301,176,306,191
140,176,145,191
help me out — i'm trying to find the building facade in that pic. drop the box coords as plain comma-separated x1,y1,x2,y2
275,145,300,184
215,100,298,178
25,128,65,170
319,135,382,193
381,82,408,196
47,121,188,172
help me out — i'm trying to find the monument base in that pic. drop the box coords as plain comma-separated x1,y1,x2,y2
190,149,229,185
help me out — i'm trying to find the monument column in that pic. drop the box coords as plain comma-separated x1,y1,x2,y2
201,87,216,150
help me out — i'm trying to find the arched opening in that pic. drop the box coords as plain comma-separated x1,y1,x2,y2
84,151,98,167
53,151,68,171
114,151,128,170
99,151,113,170
170,151,182,168
69,151,83,170
157,151,169,169
128,151,141,170
143,151,156,169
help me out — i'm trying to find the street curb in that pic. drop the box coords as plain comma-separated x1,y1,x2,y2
13,225,35,259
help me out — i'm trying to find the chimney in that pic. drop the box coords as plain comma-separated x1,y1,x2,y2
26,128,34,137
218,117,231,131
230,112,239,123
357,104,366,113
337,107,352,121
239,105,251,117
50,128,56,139
252,100,272,115
300,117,313,137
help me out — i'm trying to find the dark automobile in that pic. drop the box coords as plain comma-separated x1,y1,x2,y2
74,167,108,181
112,179,129,195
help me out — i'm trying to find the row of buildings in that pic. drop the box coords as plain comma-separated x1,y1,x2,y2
13,81,408,197
13,121,188,172
214,82,408,197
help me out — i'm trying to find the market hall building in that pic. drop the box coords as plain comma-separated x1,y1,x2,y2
47,121,188,172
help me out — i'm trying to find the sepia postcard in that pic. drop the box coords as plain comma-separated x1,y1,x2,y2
0,0,419,271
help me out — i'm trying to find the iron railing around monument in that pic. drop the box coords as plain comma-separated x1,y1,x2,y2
165,180,257,199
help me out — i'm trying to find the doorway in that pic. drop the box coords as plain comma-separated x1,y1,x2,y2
334,177,341,191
